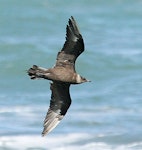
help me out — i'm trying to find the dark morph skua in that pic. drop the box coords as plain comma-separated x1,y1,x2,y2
27,16,90,136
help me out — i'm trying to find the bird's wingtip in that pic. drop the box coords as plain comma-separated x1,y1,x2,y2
41,109,63,137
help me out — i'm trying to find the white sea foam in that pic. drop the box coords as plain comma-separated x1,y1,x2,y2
0,134,142,150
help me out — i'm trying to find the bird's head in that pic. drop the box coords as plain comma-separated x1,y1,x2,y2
76,74,91,84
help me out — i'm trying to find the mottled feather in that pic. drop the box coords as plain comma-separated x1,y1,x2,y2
55,16,84,71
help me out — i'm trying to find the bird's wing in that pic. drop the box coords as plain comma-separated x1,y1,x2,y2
42,82,71,136
55,16,84,71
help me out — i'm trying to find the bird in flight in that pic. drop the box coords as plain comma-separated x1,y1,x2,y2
27,16,90,136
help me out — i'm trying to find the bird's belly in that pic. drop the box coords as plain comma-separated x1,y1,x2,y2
49,68,76,83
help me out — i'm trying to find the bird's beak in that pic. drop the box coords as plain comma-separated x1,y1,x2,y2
87,79,91,82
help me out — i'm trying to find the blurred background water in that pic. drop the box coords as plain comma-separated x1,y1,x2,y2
0,0,142,149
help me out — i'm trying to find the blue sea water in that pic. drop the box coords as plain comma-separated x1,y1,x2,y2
0,0,142,149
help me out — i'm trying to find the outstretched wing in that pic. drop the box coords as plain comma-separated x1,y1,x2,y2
42,82,71,136
55,16,84,70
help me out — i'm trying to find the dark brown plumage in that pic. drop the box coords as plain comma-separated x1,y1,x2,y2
27,16,90,136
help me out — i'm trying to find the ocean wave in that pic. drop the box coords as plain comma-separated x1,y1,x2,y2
0,134,142,150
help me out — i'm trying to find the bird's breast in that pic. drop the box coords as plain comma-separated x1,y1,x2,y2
50,67,77,83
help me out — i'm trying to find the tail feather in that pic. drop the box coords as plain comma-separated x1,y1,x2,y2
27,65,46,79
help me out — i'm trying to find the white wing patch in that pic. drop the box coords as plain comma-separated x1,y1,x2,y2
42,109,64,136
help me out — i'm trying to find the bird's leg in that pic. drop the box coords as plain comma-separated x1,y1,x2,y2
28,65,49,79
